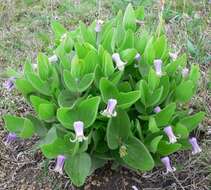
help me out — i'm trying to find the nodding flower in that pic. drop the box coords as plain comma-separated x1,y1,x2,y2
154,106,161,113
70,121,88,143
101,99,117,118
48,55,59,63
161,156,176,175
182,68,189,78
169,52,178,61
164,126,177,144
3,77,16,91
4,133,17,146
95,19,103,33
112,53,127,71
189,137,202,155
54,155,66,175
134,53,141,62
153,59,162,76
32,64,38,70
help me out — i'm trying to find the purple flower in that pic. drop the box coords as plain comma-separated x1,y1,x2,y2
70,121,88,142
95,20,103,33
134,53,141,62
154,106,161,113
54,155,66,174
182,68,189,78
4,133,17,146
48,55,58,63
3,77,16,91
101,99,117,118
154,59,162,76
164,126,177,144
161,156,176,175
112,53,127,71
189,137,202,155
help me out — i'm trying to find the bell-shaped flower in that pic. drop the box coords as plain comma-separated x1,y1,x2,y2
112,53,127,71
134,53,141,62
182,67,189,78
154,106,161,113
101,99,117,118
48,55,58,63
189,137,202,155
95,19,103,33
4,133,17,146
161,156,176,175
3,77,16,91
70,121,88,143
153,59,162,76
164,126,177,144
169,52,178,61
32,63,38,70
54,155,66,174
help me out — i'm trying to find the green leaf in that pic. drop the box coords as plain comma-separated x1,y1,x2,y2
155,103,176,127
102,50,115,77
106,109,130,149
122,136,154,171
166,54,187,75
143,37,155,65
99,78,119,102
65,153,91,187
64,70,94,92
120,48,137,64
153,35,168,59
189,64,200,89
102,28,115,53
4,115,35,138
38,103,56,121
180,112,205,132
157,140,181,156
149,135,163,153
57,96,100,128
80,22,95,46
175,80,194,102
118,91,140,109
15,78,35,96
40,126,73,158
64,33,74,53
58,90,78,107
123,3,136,31
51,21,67,41
30,95,49,113
174,123,189,139
148,117,159,133
135,6,144,20
27,73,51,96
148,68,160,91
135,31,149,54
37,53,50,81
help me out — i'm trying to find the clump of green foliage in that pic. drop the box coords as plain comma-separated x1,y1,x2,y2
3,4,204,187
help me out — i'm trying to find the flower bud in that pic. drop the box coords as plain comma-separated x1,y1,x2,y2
182,68,189,78
70,121,88,142
153,59,162,76
54,155,65,174
164,126,177,144
4,133,17,146
3,77,16,91
112,53,127,71
101,99,117,118
48,55,59,63
154,106,161,113
189,137,202,155
161,156,176,174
